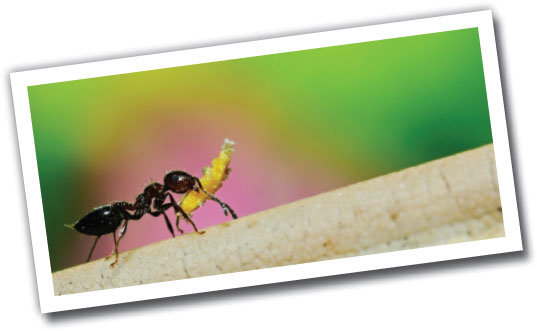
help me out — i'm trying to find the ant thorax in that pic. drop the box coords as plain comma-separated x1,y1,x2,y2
144,182,165,197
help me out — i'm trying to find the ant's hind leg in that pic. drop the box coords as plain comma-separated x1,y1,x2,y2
117,220,129,245
110,231,119,267
86,235,101,263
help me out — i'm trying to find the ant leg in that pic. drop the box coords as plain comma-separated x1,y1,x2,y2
162,212,177,237
165,193,205,234
117,220,129,245
113,209,138,256
110,219,133,260
151,197,177,237
158,204,185,234
150,210,177,237
175,213,184,235
177,206,204,234
151,202,184,236
86,235,102,262
168,211,184,235
178,207,204,234
110,230,119,267
194,177,238,219
115,207,140,247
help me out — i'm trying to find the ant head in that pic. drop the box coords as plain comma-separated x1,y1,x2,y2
164,170,196,194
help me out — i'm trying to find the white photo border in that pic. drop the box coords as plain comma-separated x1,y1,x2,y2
10,10,522,313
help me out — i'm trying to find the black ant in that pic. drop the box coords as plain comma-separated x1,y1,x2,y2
66,170,237,266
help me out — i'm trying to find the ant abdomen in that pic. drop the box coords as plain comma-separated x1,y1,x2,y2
74,205,126,236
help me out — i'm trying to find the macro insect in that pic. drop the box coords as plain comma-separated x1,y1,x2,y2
66,170,237,266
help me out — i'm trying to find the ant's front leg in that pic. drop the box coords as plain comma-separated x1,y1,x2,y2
194,177,238,219
165,193,205,234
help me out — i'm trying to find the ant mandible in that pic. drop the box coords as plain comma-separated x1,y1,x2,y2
67,170,237,266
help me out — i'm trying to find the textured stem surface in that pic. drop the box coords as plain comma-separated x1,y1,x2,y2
53,144,503,295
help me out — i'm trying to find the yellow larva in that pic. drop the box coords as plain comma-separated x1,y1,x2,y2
179,138,235,215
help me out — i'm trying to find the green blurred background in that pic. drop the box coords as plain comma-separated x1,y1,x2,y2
28,28,492,272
